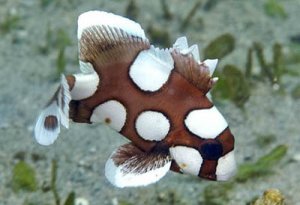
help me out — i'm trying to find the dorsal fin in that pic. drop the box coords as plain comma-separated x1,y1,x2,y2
172,50,215,94
78,11,150,69
173,36,201,63
173,36,188,51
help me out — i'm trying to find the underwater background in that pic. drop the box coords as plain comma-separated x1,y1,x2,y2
0,0,300,204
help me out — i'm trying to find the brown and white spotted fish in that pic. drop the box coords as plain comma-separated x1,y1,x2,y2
34,11,236,188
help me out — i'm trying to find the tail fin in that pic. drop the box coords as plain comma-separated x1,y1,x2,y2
34,75,71,145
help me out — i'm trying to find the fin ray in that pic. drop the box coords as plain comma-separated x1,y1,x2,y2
204,59,218,76
173,36,188,51
78,11,150,69
105,143,171,187
34,75,71,145
58,75,71,128
172,50,214,94
173,36,201,62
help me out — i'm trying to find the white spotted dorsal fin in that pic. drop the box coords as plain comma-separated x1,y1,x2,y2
129,46,174,92
204,59,218,76
172,50,213,94
173,36,200,62
34,75,71,145
173,36,188,51
105,143,171,188
188,44,200,63
78,11,150,69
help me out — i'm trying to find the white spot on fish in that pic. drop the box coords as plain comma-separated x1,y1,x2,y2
70,72,99,100
185,106,228,139
91,100,126,132
135,110,170,141
216,150,236,181
129,46,174,92
170,146,203,175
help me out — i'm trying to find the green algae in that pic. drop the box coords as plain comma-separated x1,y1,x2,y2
253,42,272,81
55,28,72,49
37,25,72,77
11,155,76,205
56,47,66,76
125,0,139,21
54,28,72,78
245,47,253,78
212,64,250,108
290,34,300,44
255,134,276,148
50,160,76,205
223,64,250,107
236,145,287,182
147,24,171,47
284,44,300,66
22,197,52,205
39,25,72,77
63,192,75,205
252,42,284,86
291,84,300,99
203,0,221,11
12,161,37,192
0,11,20,34
13,151,27,161
51,160,60,205
203,182,233,205
23,201,37,205
204,33,235,60
160,0,173,20
39,25,72,55
31,152,46,162
180,0,202,31
264,0,287,19
272,43,283,84
39,0,52,8
118,200,134,205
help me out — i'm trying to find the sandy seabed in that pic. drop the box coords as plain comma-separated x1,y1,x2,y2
0,0,300,204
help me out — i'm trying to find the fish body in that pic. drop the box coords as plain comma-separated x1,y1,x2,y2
34,11,236,187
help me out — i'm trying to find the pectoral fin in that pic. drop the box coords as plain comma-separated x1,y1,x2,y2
105,143,171,188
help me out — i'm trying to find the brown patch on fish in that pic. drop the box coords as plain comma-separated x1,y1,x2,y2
44,115,58,130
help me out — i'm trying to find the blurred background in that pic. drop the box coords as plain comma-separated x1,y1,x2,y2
0,0,300,204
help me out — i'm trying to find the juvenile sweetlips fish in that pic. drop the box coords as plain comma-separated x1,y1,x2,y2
34,10,236,188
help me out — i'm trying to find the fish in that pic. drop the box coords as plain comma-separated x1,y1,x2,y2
34,10,236,188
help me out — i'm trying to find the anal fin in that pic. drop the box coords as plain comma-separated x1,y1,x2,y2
105,143,171,188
